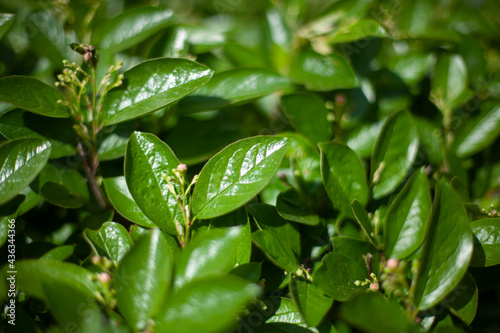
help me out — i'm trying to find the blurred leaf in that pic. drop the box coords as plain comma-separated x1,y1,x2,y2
431,54,473,113
0,76,69,118
413,179,474,310
276,188,320,225
0,138,51,205
340,293,416,333
175,226,243,288
84,222,134,264
443,273,478,325
290,277,333,327
0,13,15,40
332,236,380,276
102,58,213,125
192,136,289,219
328,19,387,44
384,167,431,260
155,275,260,333
224,43,270,68
350,199,378,247
230,262,262,283
103,176,156,228
125,132,182,235
320,142,368,219
281,93,331,145
290,49,357,91
371,110,419,199
148,26,189,59
248,203,301,272
115,229,173,331
0,110,75,158
313,252,366,301
178,68,291,113
452,101,500,158
93,7,173,52
346,121,383,158
470,218,500,267
39,245,75,261
265,8,292,73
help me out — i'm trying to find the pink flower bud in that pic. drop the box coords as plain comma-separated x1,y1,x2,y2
386,258,399,270
177,164,188,173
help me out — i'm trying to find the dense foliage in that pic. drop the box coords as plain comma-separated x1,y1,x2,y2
0,0,499,332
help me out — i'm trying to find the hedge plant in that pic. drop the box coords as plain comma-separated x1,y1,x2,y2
0,0,499,332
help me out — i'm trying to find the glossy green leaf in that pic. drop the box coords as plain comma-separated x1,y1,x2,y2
97,126,133,161
155,275,260,333
371,110,419,199
125,132,182,235
175,226,243,288
340,293,416,333
443,273,478,325
103,176,156,228
276,188,320,225
41,182,85,208
192,136,289,219
281,93,331,145
0,139,51,205
102,58,213,125
290,49,357,91
0,260,103,302
470,218,500,267
313,252,366,301
452,101,500,158
42,278,109,332
84,222,134,264
265,297,309,327
0,110,75,159
115,229,173,331
265,8,292,73
147,26,189,59
93,7,173,52
431,54,473,113
248,203,301,272
178,68,291,113
39,245,75,261
290,277,333,327
0,76,69,118
332,236,380,276
328,19,387,44
0,13,15,40
413,179,474,310
384,167,431,259
346,121,383,159
320,142,368,219
350,199,378,247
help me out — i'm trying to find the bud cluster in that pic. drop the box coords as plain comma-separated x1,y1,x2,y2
380,258,410,299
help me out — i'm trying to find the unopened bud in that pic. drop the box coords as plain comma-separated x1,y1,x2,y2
97,272,111,284
91,255,101,265
386,258,399,270
369,283,379,291
177,163,187,173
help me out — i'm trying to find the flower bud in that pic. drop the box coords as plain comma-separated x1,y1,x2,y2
386,258,399,270
177,163,188,174
97,272,111,284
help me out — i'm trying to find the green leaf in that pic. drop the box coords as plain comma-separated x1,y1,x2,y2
0,110,76,159
97,126,133,161
102,58,213,125
0,76,69,118
276,188,320,225
39,245,75,261
42,278,109,332
384,167,432,259
290,49,357,91
313,252,366,301
175,226,243,288
452,101,500,158
350,199,378,247
0,139,51,205
248,203,301,272
103,176,156,228
178,68,292,113
115,229,173,331
84,222,134,264
265,8,293,73
443,273,478,325
371,110,419,199
340,292,416,333
320,142,368,219
328,19,387,44
155,275,260,333
192,136,289,219
0,13,15,40
431,53,473,113
290,277,333,327
281,93,331,145
93,7,173,52
125,132,182,235
230,262,262,283
147,26,189,59
470,218,500,267
0,260,103,302
332,236,380,276
265,297,309,326
413,179,474,310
